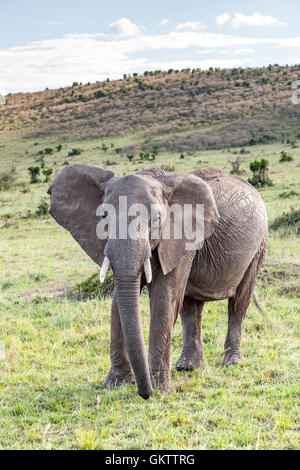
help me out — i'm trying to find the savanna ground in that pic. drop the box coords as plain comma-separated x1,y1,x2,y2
0,126,299,449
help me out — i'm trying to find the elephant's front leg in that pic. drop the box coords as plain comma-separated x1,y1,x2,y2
148,253,194,394
105,291,135,388
176,298,205,371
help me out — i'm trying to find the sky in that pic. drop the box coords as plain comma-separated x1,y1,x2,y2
0,0,300,94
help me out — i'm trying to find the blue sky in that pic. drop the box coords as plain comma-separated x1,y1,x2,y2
0,0,299,93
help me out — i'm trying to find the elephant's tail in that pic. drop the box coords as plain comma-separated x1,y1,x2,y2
252,290,271,324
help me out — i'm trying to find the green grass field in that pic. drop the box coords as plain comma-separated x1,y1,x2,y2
0,131,299,449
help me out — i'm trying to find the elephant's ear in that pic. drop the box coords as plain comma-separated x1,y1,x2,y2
47,164,114,266
158,173,220,275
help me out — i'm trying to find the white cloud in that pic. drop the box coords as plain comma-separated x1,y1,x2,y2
196,49,214,55
220,48,255,55
231,13,286,28
216,13,231,26
175,22,206,31
197,46,254,56
217,12,286,28
107,18,141,37
144,58,253,71
160,19,170,26
233,48,254,55
0,28,299,93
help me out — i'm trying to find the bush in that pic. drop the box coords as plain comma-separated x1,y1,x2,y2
68,148,82,156
230,157,243,175
28,166,40,184
42,167,53,183
161,164,175,172
0,171,16,191
278,190,298,199
248,134,276,146
44,148,53,155
56,144,63,152
94,90,107,99
248,158,273,188
270,207,300,235
279,151,294,162
71,271,114,300
35,198,49,216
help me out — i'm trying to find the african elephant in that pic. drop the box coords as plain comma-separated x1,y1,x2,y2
47,165,268,399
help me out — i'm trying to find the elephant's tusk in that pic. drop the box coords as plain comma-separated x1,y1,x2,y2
100,256,110,283
144,258,152,284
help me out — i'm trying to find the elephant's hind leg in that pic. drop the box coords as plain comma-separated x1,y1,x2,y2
176,297,205,371
222,238,267,366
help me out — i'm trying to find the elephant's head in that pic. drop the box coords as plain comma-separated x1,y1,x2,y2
48,165,219,399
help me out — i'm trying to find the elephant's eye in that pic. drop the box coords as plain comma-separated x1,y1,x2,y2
152,215,160,226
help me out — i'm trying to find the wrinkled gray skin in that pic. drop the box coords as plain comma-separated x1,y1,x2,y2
48,165,268,400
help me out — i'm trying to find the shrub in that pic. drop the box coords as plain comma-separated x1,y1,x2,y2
127,154,134,162
71,271,114,300
44,148,53,155
279,151,294,162
2,280,14,291
56,144,63,152
161,164,175,172
68,148,82,156
248,135,275,146
42,167,53,183
230,157,243,175
28,166,40,184
0,171,16,191
248,158,273,188
270,207,300,235
35,198,50,216
94,90,107,98
278,190,298,199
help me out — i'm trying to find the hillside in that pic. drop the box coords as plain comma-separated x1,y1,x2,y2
1,64,300,154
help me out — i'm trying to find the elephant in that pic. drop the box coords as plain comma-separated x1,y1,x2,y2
47,165,268,400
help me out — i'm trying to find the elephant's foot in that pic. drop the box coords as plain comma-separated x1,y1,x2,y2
176,350,204,371
157,380,175,395
105,368,135,388
151,371,175,395
221,350,244,366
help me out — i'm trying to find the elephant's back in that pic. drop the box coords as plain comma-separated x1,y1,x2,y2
192,167,267,231
187,167,268,300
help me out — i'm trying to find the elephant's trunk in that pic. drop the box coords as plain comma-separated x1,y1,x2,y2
114,276,153,399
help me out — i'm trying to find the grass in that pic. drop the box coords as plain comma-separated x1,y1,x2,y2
0,126,299,449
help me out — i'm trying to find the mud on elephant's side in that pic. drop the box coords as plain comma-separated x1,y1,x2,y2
48,165,268,399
